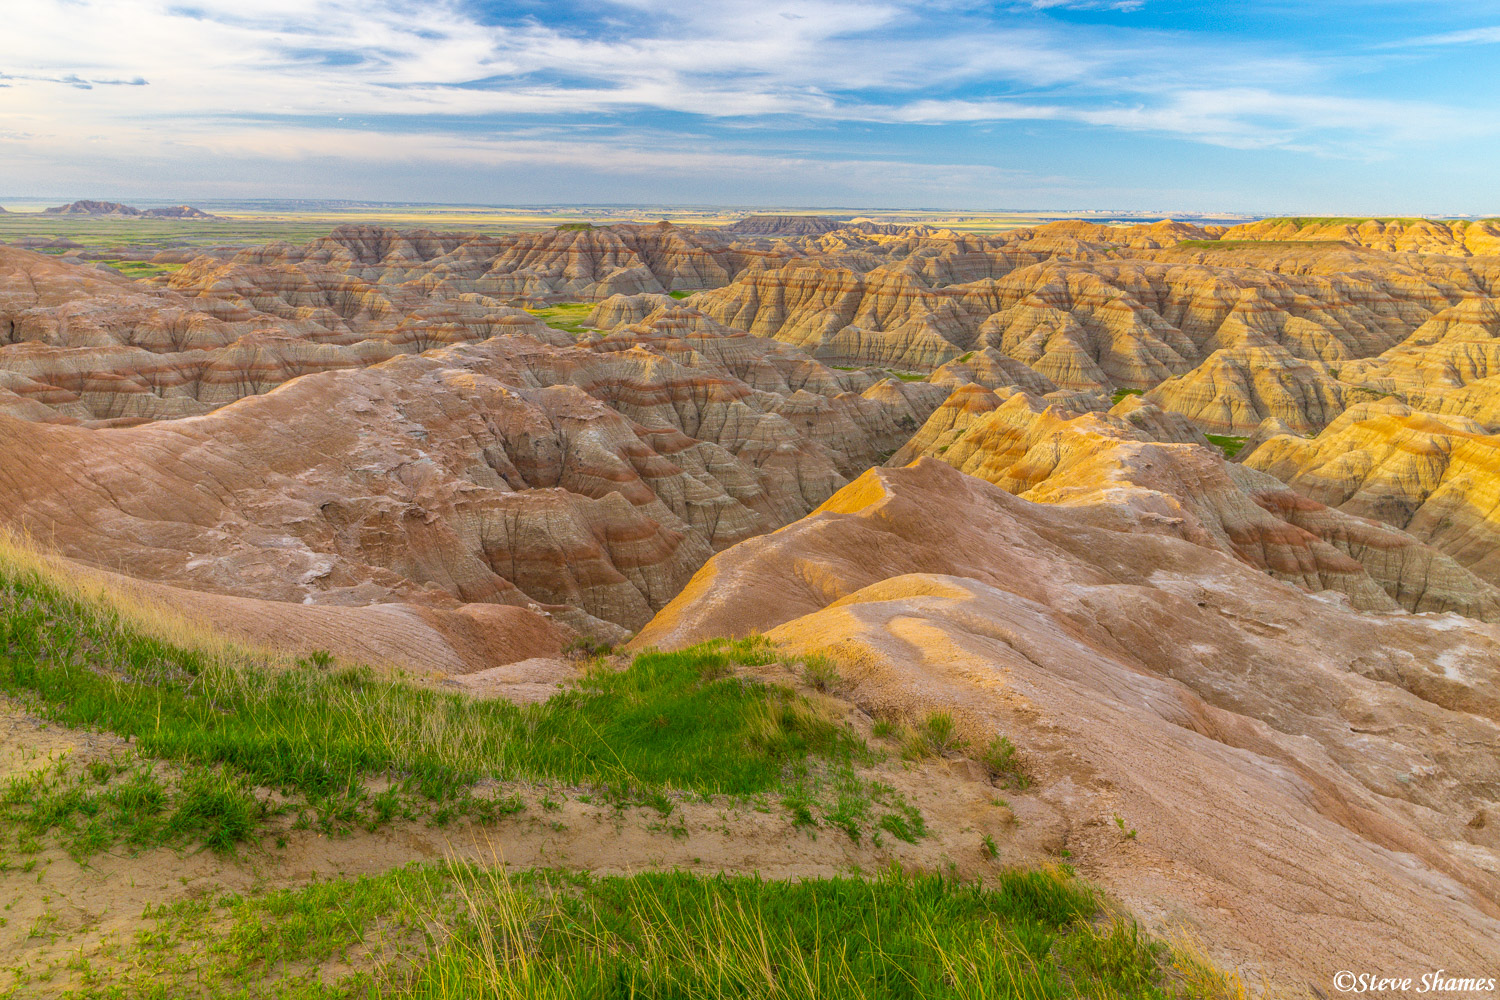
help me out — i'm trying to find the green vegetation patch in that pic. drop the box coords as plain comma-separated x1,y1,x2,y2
554,222,595,231
524,301,596,336
43,862,1236,999
90,258,184,279
0,564,916,854
1111,388,1144,405
1204,434,1248,459
667,290,692,300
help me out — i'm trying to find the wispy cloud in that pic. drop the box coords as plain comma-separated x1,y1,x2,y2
1380,25,1500,47
1021,1,1145,10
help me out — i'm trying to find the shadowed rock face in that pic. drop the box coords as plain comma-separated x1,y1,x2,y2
43,200,145,216
39,200,219,218
723,215,848,236
634,459,1500,985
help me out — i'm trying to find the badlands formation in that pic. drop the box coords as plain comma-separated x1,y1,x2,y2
3,214,1500,984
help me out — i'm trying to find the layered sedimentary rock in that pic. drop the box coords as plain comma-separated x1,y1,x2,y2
724,215,847,237
894,389,1500,619
17,215,1499,434
634,459,1500,984
39,200,220,219
1244,400,1500,586
1144,343,1373,434
0,246,567,423
1223,217,1500,256
929,346,1058,395
26,551,565,675
691,264,975,370
0,317,942,633
9,216,1500,628
4,212,1500,987
1340,296,1500,428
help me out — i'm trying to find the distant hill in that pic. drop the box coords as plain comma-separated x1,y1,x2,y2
44,200,142,216
724,214,847,236
143,205,219,219
42,200,219,219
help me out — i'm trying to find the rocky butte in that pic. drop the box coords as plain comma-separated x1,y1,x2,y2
1,213,1497,992
39,199,220,218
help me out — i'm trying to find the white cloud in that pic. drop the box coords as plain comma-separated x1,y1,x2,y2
1380,25,1500,47
0,0,1488,182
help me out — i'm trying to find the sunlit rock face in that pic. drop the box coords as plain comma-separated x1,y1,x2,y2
1244,400,1500,589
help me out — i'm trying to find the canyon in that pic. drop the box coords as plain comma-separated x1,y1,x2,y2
3,212,1499,989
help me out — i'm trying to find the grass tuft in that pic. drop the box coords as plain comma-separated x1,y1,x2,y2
980,735,1031,789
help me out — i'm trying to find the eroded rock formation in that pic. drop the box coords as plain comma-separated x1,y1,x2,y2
634,459,1500,984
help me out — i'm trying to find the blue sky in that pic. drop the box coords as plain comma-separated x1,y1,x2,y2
2,0,1499,212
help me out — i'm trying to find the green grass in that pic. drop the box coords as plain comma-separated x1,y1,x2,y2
554,222,595,231
1111,388,1144,405
43,862,1235,999
89,258,184,279
980,735,1031,790
524,301,596,336
668,290,692,300
0,561,920,854
1203,434,1248,460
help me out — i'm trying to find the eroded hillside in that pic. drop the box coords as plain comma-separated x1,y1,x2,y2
4,214,1500,989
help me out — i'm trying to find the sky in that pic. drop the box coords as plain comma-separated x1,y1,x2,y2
2,0,1499,213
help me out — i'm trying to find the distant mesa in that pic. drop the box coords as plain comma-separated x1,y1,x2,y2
724,214,848,236
142,204,219,219
43,200,141,216
42,200,219,219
